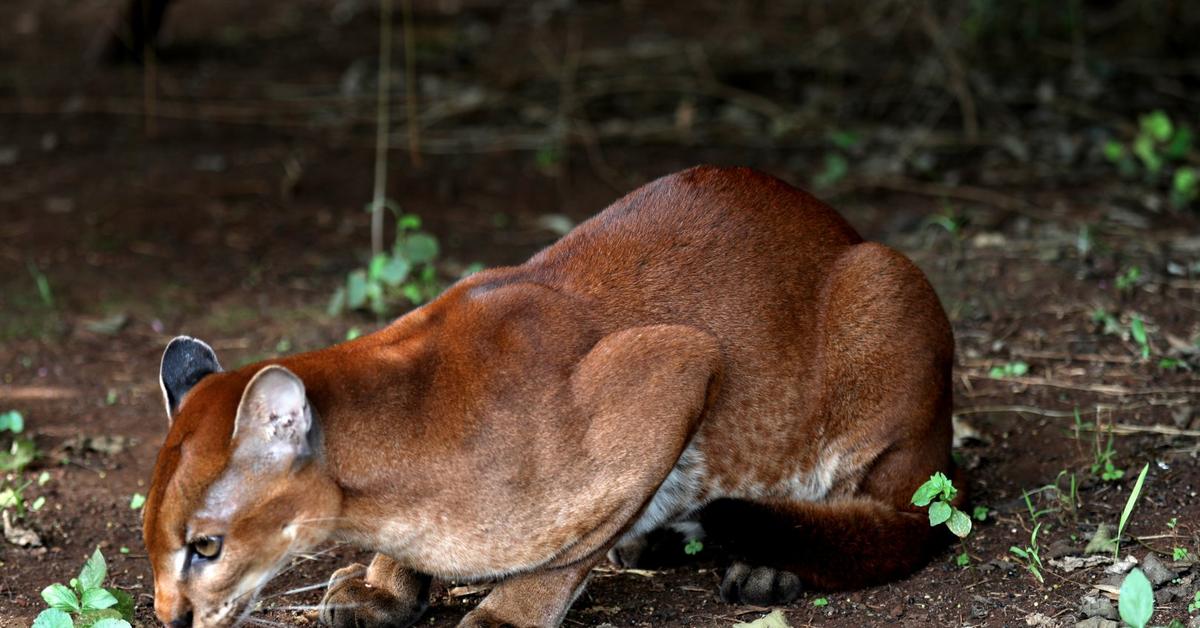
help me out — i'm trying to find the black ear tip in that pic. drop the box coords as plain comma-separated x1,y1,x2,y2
160,336,221,415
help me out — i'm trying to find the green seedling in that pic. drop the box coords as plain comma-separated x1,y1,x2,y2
911,472,971,538
1158,357,1189,371
1130,316,1150,360
1189,590,1200,613
1114,463,1150,558
973,505,988,521
812,130,859,189
989,361,1029,379
1092,308,1123,337
1091,429,1125,482
1105,110,1197,210
1009,521,1044,583
27,261,55,308
1118,568,1154,628
811,597,829,608
1167,517,1178,530
683,538,703,555
35,548,134,628
955,551,970,567
329,208,444,317
1174,547,1190,561
129,493,145,510
0,409,37,473
1115,266,1141,293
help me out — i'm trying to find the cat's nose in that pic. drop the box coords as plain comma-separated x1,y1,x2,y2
167,610,193,628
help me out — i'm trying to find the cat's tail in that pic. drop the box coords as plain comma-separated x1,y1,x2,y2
699,470,964,591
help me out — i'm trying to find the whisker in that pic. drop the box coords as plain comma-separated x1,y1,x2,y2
255,573,351,601
266,603,358,611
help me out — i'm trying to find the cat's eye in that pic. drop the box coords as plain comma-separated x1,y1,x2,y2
188,536,223,561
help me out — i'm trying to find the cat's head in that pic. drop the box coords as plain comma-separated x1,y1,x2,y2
143,337,340,626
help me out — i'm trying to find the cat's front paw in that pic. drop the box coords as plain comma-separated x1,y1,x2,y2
719,561,802,606
319,563,427,628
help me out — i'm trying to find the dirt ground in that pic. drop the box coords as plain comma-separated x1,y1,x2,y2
2,2,1199,627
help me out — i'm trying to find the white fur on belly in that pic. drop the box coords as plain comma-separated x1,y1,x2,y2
617,441,706,544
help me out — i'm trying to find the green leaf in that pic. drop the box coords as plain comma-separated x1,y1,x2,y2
89,619,132,628
928,501,952,526
32,495,46,511
972,505,988,521
911,481,939,507
1118,568,1154,628
129,493,145,510
398,233,440,265
1116,463,1151,556
1009,546,1028,559
108,588,135,621
947,509,973,538
683,538,704,555
812,597,829,607
0,410,24,433
1133,135,1161,174
0,437,37,472
367,253,389,281
1103,140,1126,162
377,255,412,287
42,583,81,613
78,608,123,625
326,286,346,317
346,270,369,310
955,551,970,567
1174,167,1198,198
78,548,107,592
81,587,117,611
1140,110,1173,143
396,214,421,231
813,153,849,189
32,609,73,628
1166,126,1193,159
1009,361,1029,376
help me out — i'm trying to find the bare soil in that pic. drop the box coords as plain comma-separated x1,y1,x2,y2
2,2,1199,627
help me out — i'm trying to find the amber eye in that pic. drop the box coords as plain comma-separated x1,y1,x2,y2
189,536,223,561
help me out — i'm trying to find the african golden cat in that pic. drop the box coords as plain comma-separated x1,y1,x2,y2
143,166,956,627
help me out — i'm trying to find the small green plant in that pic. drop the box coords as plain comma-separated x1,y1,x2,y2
1173,547,1190,561
329,209,443,317
0,409,37,473
972,505,988,521
128,493,145,510
911,472,972,538
1118,568,1154,628
683,538,703,555
1009,522,1044,583
1091,429,1125,482
1114,463,1150,558
1167,517,1178,529
1130,315,1150,360
812,130,859,189
955,551,970,567
988,361,1029,379
1092,308,1123,336
35,548,134,628
811,597,829,608
1115,266,1142,293
1189,590,1200,613
1104,110,1197,210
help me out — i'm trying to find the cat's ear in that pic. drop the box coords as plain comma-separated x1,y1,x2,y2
231,365,315,467
159,336,222,421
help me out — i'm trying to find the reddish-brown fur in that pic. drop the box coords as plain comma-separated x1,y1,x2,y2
144,166,956,627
